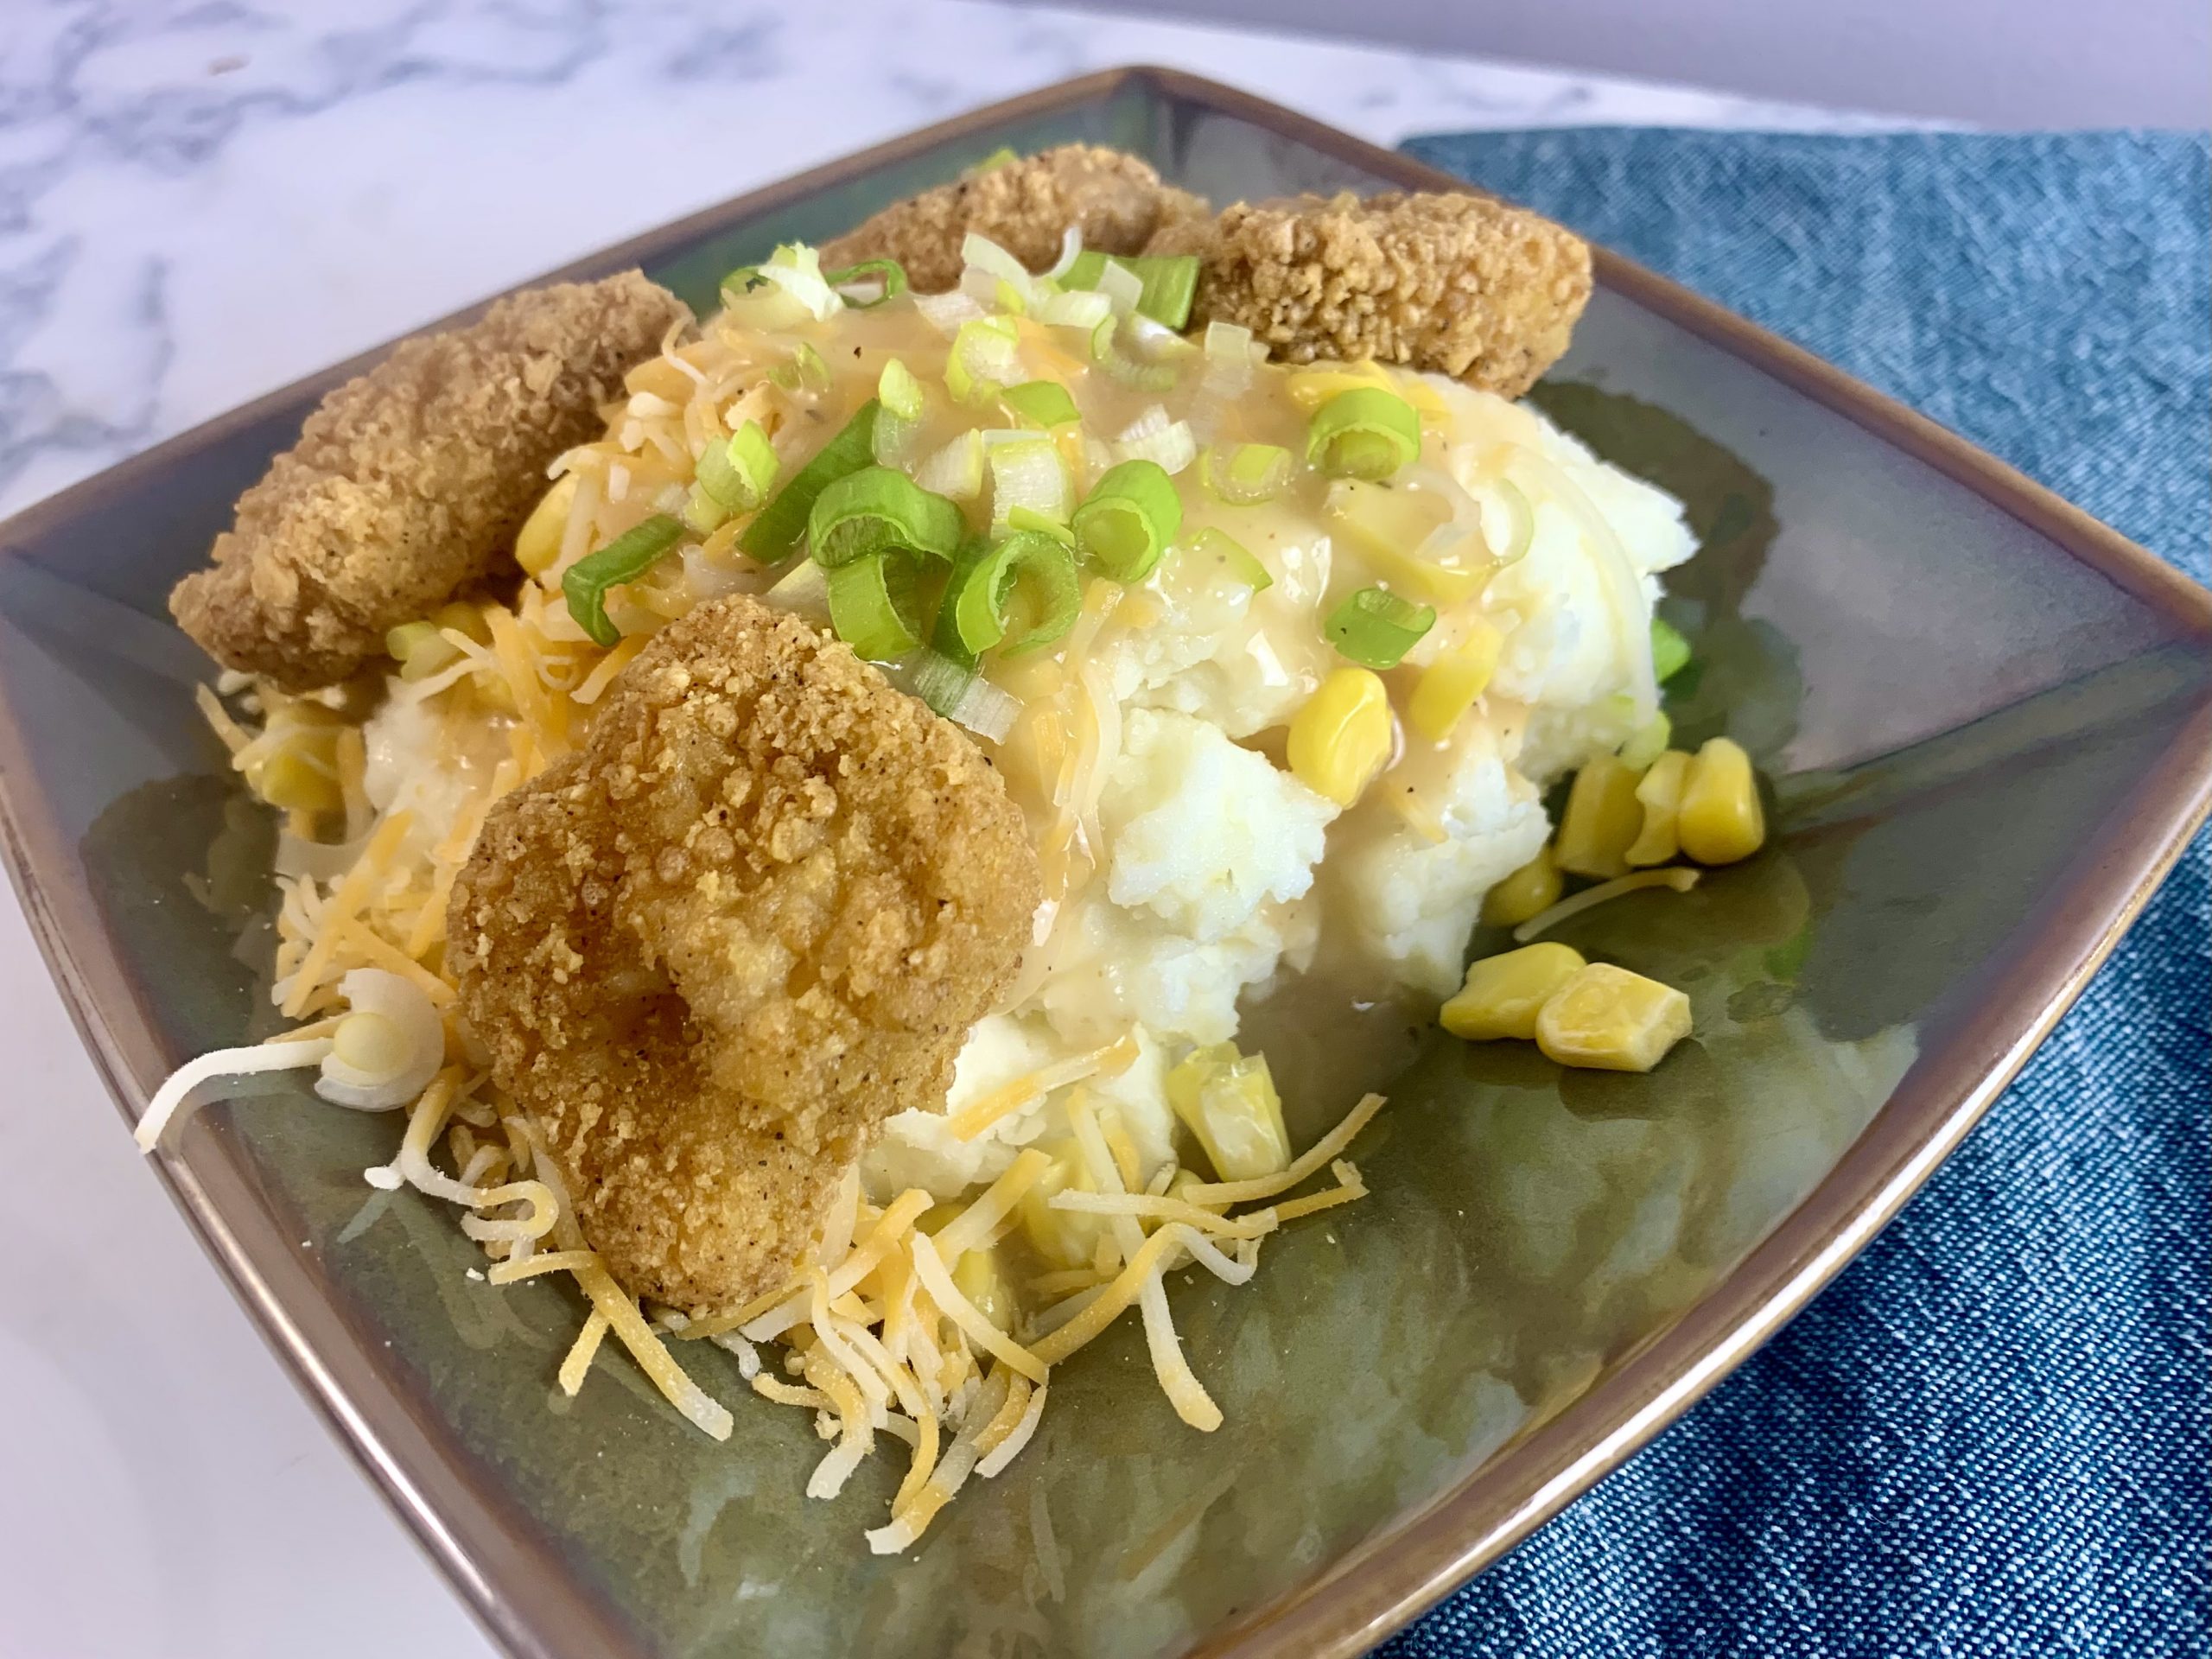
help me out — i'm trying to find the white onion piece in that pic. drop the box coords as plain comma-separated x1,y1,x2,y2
1043,225,1084,280
1095,259,1145,316
314,968,444,1110
988,439,1071,529
1112,410,1198,476
1037,287,1111,333
915,289,987,335
914,429,986,500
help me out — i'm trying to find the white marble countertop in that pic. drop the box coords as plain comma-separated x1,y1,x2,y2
0,4,1866,1655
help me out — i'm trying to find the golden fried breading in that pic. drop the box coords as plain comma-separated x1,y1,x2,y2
448,596,1040,1312
817,143,1209,293
171,272,690,691
1147,191,1592,397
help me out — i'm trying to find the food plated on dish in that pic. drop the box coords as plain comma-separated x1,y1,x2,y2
149,142,1769,1550
0,67,2198,1659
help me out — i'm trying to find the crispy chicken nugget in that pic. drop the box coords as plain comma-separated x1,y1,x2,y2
171,272,690,691
448,595,1041,1312
817,143,1209,294
1147,191,1592,397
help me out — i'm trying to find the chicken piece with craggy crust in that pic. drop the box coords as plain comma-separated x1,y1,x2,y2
171,272,690,691
817,143,1209,294
447,595,1041,1313
1146,191,1591,397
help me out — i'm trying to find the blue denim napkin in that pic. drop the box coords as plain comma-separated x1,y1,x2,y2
1386,130,2211,1657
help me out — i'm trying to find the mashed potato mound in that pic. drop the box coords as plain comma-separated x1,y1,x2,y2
1103,709,1336,943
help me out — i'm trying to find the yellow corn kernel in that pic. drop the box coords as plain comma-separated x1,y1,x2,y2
1408,621,1503,741
1322,480,1487,605
1019,1141,1104,1271
1288,666,1395,807
952,1246,1014,1332
1555,753,1645,879
1678,736,1765,865
252,745,342,815
385,620,462,683
1625,749,1691,868
515,473,580,576
623,355,695,403
1535,962,1693,1072
433,600,493,645
1482,843,1563,927
1440,942,1588,1041
1165,1167,1227,1217
1166,1043,1290,1182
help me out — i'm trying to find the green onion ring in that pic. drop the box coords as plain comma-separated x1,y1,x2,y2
562,515,686,647
1324,585,1435,669
824,257,908,307
1071,459,1183,582
807,465,964,569
826,551,930,659
1306,387,1422,480
938,531,1081,660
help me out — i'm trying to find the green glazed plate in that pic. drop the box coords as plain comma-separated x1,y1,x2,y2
0,68,2205,1659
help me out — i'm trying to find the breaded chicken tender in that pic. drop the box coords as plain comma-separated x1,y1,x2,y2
448,596,1041,1312
817,143,1209,294
171,272,690,691
1147,191,1592,397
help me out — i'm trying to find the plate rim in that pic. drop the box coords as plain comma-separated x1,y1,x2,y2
0,64,2205,1659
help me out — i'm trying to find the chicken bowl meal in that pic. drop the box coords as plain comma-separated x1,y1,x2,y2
144,145,1766,1552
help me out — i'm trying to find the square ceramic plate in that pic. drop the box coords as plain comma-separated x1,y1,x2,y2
1,67,2206,1659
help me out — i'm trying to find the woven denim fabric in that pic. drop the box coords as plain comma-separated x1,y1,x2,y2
1381,131,2212,1657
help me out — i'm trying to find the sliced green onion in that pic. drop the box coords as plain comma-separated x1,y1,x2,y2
878,358,925,422
682,485,728,535
946,315,1021,404
1071,459,1182,582
1037,286,1113,334
1006,505,1075,545
826,552,927,659
739,399,880,563
1202,442,1293,506
764,555,831,628
1190,526,1271,591
770,341,832,393
965,146,1020,178
914,429,986,500
825,258,907,308
1650,616,1693,683
909,645,979,715
697,420,780,512
987,438,1071,533
1483,475,1536,565
1061,252,1201,330
807,466,963,569
870,409,918,468
1001,380,1080,429
1091,315,1187,393
563,514,685,646
721,244,841,323
1325,585,1435,669
1307,388,1421,480
938,531,1081,659
1111,408,1197,474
